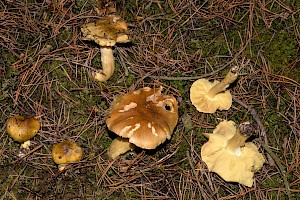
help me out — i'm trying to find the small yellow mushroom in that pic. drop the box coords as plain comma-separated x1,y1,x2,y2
81,15,130,82
201,120,264,187
52,141,83,171
190,66,238,113
6,116,40,157
6,116,40,143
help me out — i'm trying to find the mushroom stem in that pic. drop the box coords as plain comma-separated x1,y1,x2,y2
20,140,31,150
93,47,115,82
206,66,238,98
226,122,253,152
107,137,135,160
58,164,67,171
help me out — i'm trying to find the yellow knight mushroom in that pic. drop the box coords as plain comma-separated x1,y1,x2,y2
190,66,238,113
6,116,40,156
106,87,179,160
81,15,130,82
201,120,264,187
52,141,83,171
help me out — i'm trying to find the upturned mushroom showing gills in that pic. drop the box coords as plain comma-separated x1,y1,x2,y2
190,66,238,113
6,116,40,150
52,141,83,171
106,87,179,160
81,15,130,82
201,120,264,187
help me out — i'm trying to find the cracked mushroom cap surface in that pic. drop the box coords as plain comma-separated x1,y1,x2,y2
6,116,40,143
190,79,232,113
81,15,129,46
52,141,83,165
106,87,178,149
201,120,265,187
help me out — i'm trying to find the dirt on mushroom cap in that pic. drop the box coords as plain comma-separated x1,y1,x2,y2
81,15,129,47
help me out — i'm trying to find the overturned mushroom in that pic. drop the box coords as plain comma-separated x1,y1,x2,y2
81,15,130,82
201,120,264,187
106,87,178,160
6,116,40,157
52,141,83,171
190,66,238,113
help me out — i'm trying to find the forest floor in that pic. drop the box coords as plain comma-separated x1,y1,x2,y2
0,0,299,199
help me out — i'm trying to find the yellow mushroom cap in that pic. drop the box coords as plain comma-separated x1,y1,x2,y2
6,116,40,143
106,87,179,150
190,79,232,113
52,141,83,165
201,120,264,187
81,15,130,46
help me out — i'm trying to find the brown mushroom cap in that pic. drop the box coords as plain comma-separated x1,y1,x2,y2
201,120,264,187
106,87,178,149
81,15,129,46
190,79,232,113
52,141,83,165
6,116,40,143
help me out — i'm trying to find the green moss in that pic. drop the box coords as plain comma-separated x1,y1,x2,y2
262,29,297,71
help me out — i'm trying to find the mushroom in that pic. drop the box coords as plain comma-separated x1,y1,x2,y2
201,120,265,187
6,116,40,156
106,87,178,160
190,66,238,113
107,137,135,160
81,15,130,82
52,141,83,171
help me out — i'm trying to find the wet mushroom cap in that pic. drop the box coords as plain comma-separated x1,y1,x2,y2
52,141,83,165
106,87,179,149
6,116,40,143
81,15,129,46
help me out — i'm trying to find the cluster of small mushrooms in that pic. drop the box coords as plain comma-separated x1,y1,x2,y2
5,116,83,171
5,5,264,187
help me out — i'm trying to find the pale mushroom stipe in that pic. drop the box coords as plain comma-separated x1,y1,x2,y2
201,120,264,187
81,15,130,82
190,66,238,113
106,87,179,160
52,141,83,171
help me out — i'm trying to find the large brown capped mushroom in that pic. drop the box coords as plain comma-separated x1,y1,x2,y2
106,87,178,159
201,120,264,187
81,15,130,82
190,66,238,113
